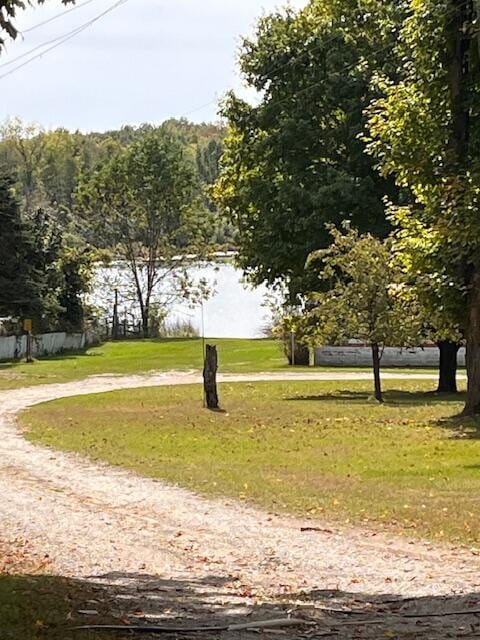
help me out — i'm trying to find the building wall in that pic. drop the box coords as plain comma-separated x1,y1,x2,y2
314,345,466,368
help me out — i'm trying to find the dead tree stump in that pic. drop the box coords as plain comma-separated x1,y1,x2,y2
203,344,219,409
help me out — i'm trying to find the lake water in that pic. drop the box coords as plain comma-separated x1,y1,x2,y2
90,262,276,339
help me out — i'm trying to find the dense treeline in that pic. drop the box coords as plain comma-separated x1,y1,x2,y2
0,118,228,336
0,118,229,246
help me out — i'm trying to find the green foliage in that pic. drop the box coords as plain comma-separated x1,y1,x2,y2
0,118,227,247
365,1,480,331
302,225,421,349
78,129,211,336
300,225,422,399
365,0,480,412
214,0,406,298
57,245,96,332
0,170,94,332
0,172,43,323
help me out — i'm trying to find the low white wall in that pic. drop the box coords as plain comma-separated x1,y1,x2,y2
314,345,466,367
0,336,17,361
0,332,92,361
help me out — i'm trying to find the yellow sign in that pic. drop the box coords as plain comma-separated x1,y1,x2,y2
23,319,32,332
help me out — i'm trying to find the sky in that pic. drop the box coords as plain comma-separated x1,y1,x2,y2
0,0,307,132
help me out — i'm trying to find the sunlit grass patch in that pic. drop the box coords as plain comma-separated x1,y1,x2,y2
20,378,480,545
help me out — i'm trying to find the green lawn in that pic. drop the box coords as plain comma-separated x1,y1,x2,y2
0,338,288,390
0,337,443,390
21,377,480,546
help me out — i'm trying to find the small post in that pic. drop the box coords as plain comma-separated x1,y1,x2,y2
23,319,33,363
123,308,127,338
203,344,219,410
291,331,296,366
201,300,206,407
112,289,119,340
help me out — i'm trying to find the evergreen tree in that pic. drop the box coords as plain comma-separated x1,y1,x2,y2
0,172,42,323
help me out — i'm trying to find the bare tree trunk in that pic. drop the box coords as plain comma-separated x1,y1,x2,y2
437,340,460,393
142,310,150,338
203,344,219,409
462,272,480,415
371,343,383,403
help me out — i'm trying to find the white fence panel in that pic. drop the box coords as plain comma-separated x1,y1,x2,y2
0,336,17,360
314,345,466,367
0,332,96,361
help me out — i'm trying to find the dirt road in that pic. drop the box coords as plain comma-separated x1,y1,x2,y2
0,371,478,638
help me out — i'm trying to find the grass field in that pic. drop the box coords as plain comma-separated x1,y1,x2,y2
0,337,442,390
0,338,289,390
21,377,480,546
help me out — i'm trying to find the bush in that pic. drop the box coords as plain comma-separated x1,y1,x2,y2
159,318,199,338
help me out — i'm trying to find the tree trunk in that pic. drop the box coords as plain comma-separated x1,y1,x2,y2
446,0,470,160
287,340,310,366
445,0,476,414
142,305,150,339
436,340,460,393
371,343,383,403
462,271,480,415
203,344,219,409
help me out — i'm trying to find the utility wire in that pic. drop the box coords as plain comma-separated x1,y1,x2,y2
180,2,462,120
180,33,398,120
0,0,128,80
0,4,105,70
22,0,98,34
179,24,354,119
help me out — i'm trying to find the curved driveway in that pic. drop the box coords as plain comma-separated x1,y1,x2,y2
0,370,477,634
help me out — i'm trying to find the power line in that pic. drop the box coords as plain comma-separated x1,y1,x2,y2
22,0,98,34
182,97,220,119
181,33,396,121
0,4,106,70
179,21,356,120
181,3,461,122
0,0,128,80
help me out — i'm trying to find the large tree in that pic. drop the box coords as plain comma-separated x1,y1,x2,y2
214,0,406,299
302,226,421,402
78,129,211,337
0,185,94,332
366,0,480,414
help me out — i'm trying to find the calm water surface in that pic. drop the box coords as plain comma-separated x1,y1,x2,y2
91,262,275,339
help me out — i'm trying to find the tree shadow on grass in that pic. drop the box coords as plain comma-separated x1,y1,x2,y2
286,390,465,407
435,412,480,440
2,571,480,639
0,350,104,371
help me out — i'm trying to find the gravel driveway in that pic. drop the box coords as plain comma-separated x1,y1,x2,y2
1,371,479,638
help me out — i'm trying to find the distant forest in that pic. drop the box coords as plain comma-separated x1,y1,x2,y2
0,118,234,249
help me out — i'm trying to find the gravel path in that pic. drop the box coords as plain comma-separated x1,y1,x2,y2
1,370,479,638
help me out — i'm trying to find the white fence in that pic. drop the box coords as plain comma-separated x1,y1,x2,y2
0,332,97,361
314,344,466,367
